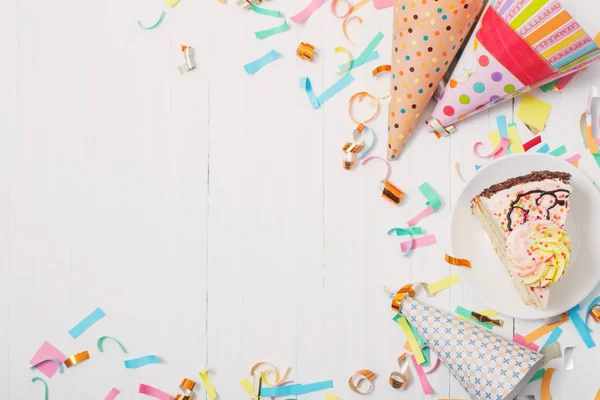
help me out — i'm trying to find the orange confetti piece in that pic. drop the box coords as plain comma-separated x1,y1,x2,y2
524,314,569,344
348,92,380,124
444,254,471,268
541,368,555,400
372,64,391,77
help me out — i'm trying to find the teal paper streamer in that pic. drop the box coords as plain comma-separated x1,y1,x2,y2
69,307,105,339
137,12,166,30
541,327,563,348
549,145,567,157
593,153,600,167
455,306,493,329
244,50,280,74
255,20,289,39
32,377,49,400
354,32,384,67
97,336,128,353
299,77,320,109
250,5,283,17
124,355,161,369
299,73,355,109
566,305,595,348
387,227,423,236
536,143,550,153
338,51,380,72
260,381,333,396
497,116,511,154
419,182,441,211
392,314,430,365
528,368,546,382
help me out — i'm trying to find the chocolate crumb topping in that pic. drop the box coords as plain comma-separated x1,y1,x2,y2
477,171,571,199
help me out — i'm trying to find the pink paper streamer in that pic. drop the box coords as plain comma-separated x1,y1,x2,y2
407,206,434,227
422,348,440,374
596,138,600,146
361,156,391,181
290,0,325,23
513,333,540,352
410,354,433,395
29,341,67,379
565,153,581,165
474,137,510,158
104,388,120,400
400,234,437,253
139,384,172,400
373,0,393,8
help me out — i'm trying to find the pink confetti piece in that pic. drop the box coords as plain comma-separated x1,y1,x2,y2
474,137,510,158
139,384,172,400
373,0,393,8
410,354,433,395
400,234,437,253
29,341,67,379
104,388,120,400
407,206,434,227
290,0,325,23
514,333,540,352
565,153,581,166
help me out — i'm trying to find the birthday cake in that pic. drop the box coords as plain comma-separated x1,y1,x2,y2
471,171,572,308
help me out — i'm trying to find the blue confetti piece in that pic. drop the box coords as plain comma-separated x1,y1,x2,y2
496,116,510,154
124,355,162,369
536,144,550,153
69,307,105,339
541,327,563,348
337,51,380,72
475,165,482,171
244,49,281,74
567,305,595,348
299,73,355,109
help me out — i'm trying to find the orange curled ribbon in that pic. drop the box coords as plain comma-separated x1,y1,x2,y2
297,42,316,61
64,351,90,368
331,0,351,18
348,92,379,125
391,284,415,314
349,369,376,394
389,354,410,390
173,378,196,400
343,16,362,45
250,361,290,387
372,65,391,77
445,254,472,268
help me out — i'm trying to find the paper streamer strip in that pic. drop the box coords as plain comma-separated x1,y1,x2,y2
596,388,600,400
567,305,596,348
244,50,280,74
331,0,351,18
343,16,362,45
537,143,550,153
564,346,574,370
354,32,384,67
529,368,545,383
372,0,392,8
541,368,555,400
497,116,511,155
199,369,217,400
97,336,127,353
445,254,471,268
407,182,441,226
64,351,90,368
395,315,425,364
542,327,563,349
139,384,172,400
348,92,379,123
456,306,493,330
388,227,422,237
422,275,461,295
524,313,569,343
523,136,542,152
290,0,324,23
69,307,105,339
338,51,380,72
508,124,524,153
250,361,290,386
410,354,433,395
514,333,539,351
137,12,166,30
255,21,289,39
399,234,437,253
325,394,340,400
124,355,161,369
104,388,120,400
348,370,376,394
250,5,282,17
240,378,254,397
566,153,582,166
347,0,370,15
474,137,510,158
32,377,49,400
261,381,333,396
30,358,64,375
300,73,355,109
549,145,567,157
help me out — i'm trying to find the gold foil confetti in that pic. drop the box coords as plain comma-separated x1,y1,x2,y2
64,351,90,368
391,284,415,313
564,346,575,370
444,254,472,268
173,378,196,400
381,180,404,205
471,312,504,327
541,342,562,365
250,361,290,386
349,369,376,394
343,16,362,45
296,42,316,61
372,64,391,77
389,353,410,390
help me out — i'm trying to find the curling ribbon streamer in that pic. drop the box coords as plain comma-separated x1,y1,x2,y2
137,12,166,29
300,73,355,109
331,0,351,18
542,327,563,349
64,351,90,368
389,353,410,390
496,116,510,155
394,315,425,364
244,50,280,74
586,296,600,327
260,381,333,396
69,307,105,339
104,388,120,400
445,254,472,268
567,305,596,348
372,64,391,77
97,336,127,353
178,45,196,74
31,377,49,400
348,92,379,124
250,5,282,17
290,0,325,23
474,137,510,158
523,136,542,152
472,313,503,328
338,51,380,73
343,16,362,45
297,42,316,61
524,313,569,343
399,234,436,253
199,369,218,400
139,384,172,400
348,370,376,394
250,361,290,386
124,355,161,369
255,21,289,39
419,275,461,295
361,156,390,181
407,182,441,227
410,354,432,395
541,368,555,400
514,334,539,351
454,162,465,182
347,0,370,14
30,358,64,374
335,47,353,74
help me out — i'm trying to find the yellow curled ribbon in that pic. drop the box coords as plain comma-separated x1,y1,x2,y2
250,361,290,387
348,369,376,394
335,47,353,74
64,351,90,368
389,353,410,390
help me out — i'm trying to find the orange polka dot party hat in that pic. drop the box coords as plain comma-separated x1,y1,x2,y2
387,0,486,160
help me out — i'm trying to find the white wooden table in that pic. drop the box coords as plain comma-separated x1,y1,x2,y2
2,0,600,398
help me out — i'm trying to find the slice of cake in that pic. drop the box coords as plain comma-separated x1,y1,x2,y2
471,171,573,308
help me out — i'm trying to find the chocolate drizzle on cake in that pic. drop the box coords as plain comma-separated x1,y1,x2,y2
506,189,570,231
478,171,571,198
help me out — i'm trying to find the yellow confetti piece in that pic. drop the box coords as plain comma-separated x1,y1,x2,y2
488,130,500,148
165,0,181,6
199,369,218,400
396,315,425,364
507,123,524,153
423,275,461,295
458,308,499,323
240,378,254,397
325,394,341,400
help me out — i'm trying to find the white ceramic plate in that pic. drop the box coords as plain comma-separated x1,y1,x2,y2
450,153,600,319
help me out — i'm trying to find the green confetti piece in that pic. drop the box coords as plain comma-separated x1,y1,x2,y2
250,5,283,17
420,182,441,211
255,20,289,39
549,145,567,157
387,227,423,236
528,368,546,382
